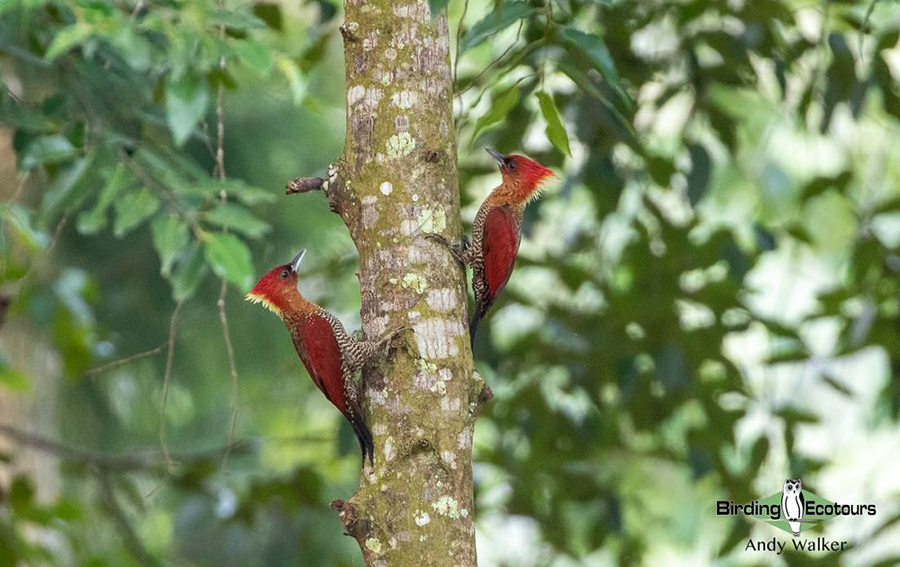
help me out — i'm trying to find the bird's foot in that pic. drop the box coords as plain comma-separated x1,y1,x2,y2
376,325,413,355
425,234,468,268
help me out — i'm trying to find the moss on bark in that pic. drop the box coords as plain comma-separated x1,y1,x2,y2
323,1,487,565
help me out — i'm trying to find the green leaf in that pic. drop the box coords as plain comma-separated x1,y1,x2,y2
171,245,209,301
203,203,270,239
462,2,535,52
686,144,711,206
472,85,519,142
799,171,852,202
276,55,306,104
564,29,621,86
210,9,266,30
20,135,76,169
0,355,28,392
77,163,130,235
113,189,160,238
151,215,190,276
231,186,277,205
429,0,449,17
253,3,283,30
234,39,274,75
40,153,97,220
536,91,571,156
179,179,276,204
203,232,255,291
45,23,92,61
165,74,209,146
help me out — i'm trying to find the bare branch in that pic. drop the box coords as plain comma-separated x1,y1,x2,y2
84,344,165,377
96,470,163,567
159,299,184,473
212,38,242,471
285,176,325,195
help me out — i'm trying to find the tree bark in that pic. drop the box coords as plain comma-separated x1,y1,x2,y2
319,1,488,565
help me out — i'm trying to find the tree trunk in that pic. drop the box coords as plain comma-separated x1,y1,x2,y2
322,1,488,565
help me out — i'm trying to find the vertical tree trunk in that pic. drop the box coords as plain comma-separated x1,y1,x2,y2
323,1,488,565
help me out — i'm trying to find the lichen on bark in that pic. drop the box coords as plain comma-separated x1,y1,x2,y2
312,1,488,565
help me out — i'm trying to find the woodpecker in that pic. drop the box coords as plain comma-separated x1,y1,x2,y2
246,249,400,464
432,149,554,347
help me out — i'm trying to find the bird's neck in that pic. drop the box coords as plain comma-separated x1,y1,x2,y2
278,295,320,326
491,180,539,206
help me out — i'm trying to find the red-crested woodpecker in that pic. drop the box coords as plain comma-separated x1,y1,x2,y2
246,250,401,464
432,149,554,347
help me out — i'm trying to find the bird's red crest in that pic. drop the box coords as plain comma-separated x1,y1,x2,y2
246,263,298,317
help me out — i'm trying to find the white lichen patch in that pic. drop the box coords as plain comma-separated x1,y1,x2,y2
348,85,366,105
458,428,472,450
371,388,389,406
414,510,431,526
364,87,383,107
432,496,460,519
346,21,359,33
441,396,461,413
387,132,416,159
365,538,382,554
417,208,446,234
426,288,458,312
384,436,395,461
373,422,387,435
441,450,457,470
461,508,469,518
380,181,393,195
414,318,463,358
412,193,419,202
401,273,428,293
392,90,418,109
361,195,378,227
400,218,417,235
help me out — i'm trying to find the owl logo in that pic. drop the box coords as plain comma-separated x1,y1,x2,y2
781,478,805,536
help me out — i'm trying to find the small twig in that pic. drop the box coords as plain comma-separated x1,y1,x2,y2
96,470,163,567
212,30,242,471
0,422,260,471
219,278,240,470
285,176,325,194
15,210,71,288
159,299,184,473
8,170,30,205
84,344,165,377
457,20,524,98
0,423,158,472
125,157,202,237
859,0,882,61
454,0,470,108
129,0,146,19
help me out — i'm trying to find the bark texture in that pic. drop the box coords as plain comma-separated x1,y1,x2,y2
319,1,487,565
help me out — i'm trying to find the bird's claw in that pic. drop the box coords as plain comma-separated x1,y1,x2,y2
425,234,467,268
380,325,413,354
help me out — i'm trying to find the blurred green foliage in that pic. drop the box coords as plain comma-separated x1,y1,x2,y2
2,0,900,565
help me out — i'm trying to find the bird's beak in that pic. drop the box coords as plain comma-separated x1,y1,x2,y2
290,249,307,273
485,147,505,166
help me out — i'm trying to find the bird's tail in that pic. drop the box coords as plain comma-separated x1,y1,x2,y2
470,299,491,349
346,400,374,465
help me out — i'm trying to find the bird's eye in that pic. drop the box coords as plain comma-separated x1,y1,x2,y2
280,269,290,279
507,160,517,170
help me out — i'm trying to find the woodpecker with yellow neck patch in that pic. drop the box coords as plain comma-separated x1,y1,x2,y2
432,149,554,347
246,250,400,464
